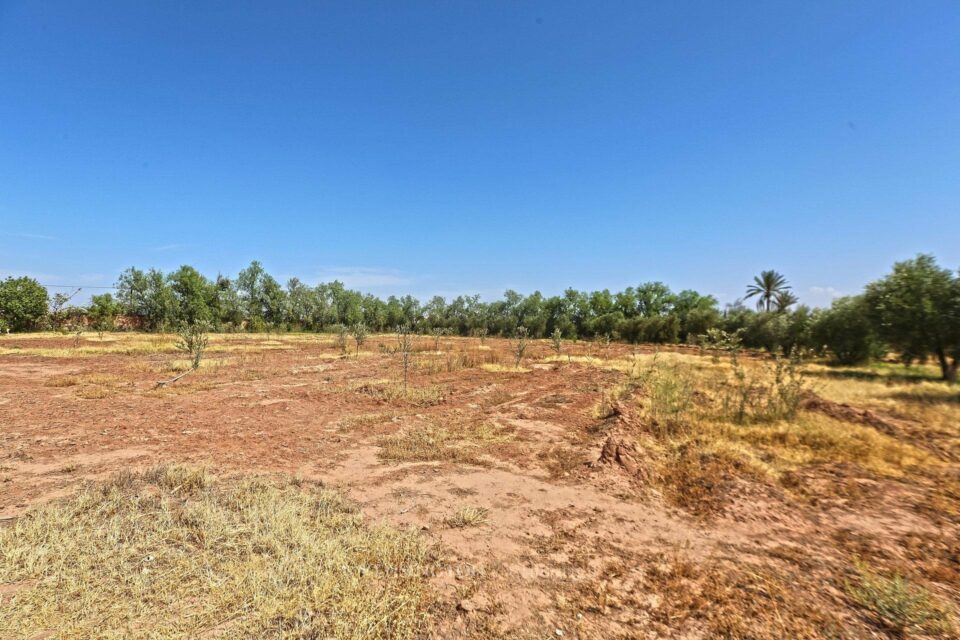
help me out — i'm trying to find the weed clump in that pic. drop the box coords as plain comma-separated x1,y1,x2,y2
847,561,953,636
445,506,489,528
717,350,809,424
378,425,485,465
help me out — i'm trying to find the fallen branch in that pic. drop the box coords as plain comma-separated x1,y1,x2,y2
155,367,196,389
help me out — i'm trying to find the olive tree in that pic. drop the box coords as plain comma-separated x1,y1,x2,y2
351,322,368,357
431,327,447,352
396,325,413,390
513,326,529,368
864,255,960,382
550,327,562,355
811,297,884,365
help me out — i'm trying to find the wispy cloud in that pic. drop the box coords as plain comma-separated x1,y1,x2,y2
0,231,58,241
314,267,413,289
806,286,842,307
149,243,187,252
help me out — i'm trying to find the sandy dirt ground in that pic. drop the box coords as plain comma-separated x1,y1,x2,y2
1,333,957,639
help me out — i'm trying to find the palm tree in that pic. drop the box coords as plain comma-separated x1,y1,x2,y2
773,290,798,313
745,270,791,312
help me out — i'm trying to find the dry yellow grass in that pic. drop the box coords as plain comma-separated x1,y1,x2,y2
481,363,530,373
0,466,434,639
351,380,447,406
444,506,489,528
599,352,950,514
378,422,514,466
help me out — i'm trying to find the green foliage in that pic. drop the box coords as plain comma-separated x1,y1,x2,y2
741,312,789,354
550,327,563,355
34,254,947,385
645,360,696,434
718,350,808,424
618,315,680,344
351,322,368,356
812,296,885,365
430,326,447,351
116,267,176,331
774,289,799,312
847,560,952,636
104,264,730,342
699,328,743,363
0,277,48,332
333,324,349,355
513,326,528,367
864,254,960,382
168,265,214,326
88,293,121,335
745,270,791,312
236,261,286,327
176,321,209,370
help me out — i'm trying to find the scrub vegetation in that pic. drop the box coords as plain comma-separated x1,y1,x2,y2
1,253,959,638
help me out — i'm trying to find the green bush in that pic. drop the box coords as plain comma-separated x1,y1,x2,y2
0,276,48,332
618,315,680,344
88,293,122,335
847,561,952,636
812,296,885,365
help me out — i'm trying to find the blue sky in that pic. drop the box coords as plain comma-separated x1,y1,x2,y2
1,1,958,307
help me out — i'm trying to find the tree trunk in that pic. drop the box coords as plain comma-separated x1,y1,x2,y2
935,348,958,383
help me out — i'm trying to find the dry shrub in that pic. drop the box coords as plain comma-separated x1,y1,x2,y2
918,477,960,524
354,381,446,406
0,466,434,639
593,379,640,420
75,386,112,400
644,362,697,435
378,422,514,466
643,553,850,639
481,363,530,373
715,354,809,424
537,445,591,478
415,350,489,374
337,412,399,432
900,531,960,586
142,464,208,495
44,375,80,387
445,506,489,528
378,425,486,465
660,440,768,516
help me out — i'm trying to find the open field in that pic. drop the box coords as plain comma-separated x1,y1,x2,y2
1,332,959,639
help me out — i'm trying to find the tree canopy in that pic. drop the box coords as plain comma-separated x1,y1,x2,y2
0,276,48,332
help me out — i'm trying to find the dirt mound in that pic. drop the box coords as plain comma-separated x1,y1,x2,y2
799,392,899,435
595,435,649,482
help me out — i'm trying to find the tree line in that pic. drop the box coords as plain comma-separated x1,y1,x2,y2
0,254,957,381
